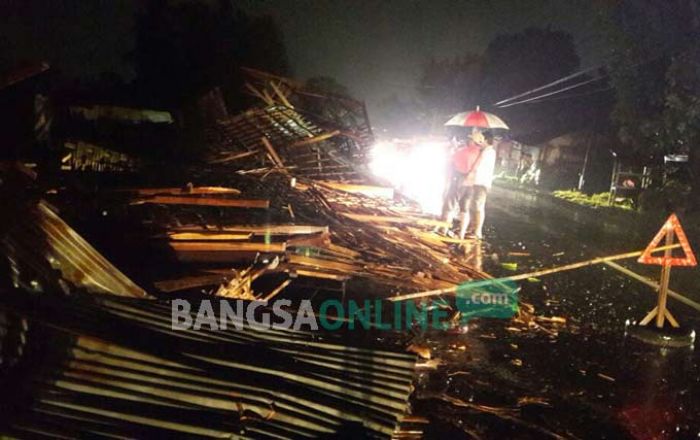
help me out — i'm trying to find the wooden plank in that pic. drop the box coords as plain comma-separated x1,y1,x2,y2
412,230,474,245
175,251,274,263
287,233,330,248
112,186,241,196
261,136,285,168
214,266,256,299
319,181,394,199
170,242,286,253
208,150,260,164
287,254,362,273
245,82,274,105
341,213,449,228
133,196,269,209
155,274,229,293
291,269,350,282
269,81,294,108
325,243,361,259
170,224,328,236
168,232,253,241
289,130,340,148
263,279,292,301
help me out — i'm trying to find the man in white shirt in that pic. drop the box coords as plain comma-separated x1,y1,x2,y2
458,131,496,240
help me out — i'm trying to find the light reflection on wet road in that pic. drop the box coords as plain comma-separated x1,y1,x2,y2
417,186,700,439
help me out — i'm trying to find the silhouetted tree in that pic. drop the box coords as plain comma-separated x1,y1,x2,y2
603,0,700,205
132,0,289,109
242,14,291,77
409,28,604,140
418,54,482,132
480,28,580,105
479,27,597,142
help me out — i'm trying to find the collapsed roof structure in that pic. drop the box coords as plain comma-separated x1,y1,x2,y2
0,67,537,438
204,67,374,180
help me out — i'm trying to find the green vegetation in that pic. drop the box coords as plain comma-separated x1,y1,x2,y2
552,190,634,210
495,174,520,184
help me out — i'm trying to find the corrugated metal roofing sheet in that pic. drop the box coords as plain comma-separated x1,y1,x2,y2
1,201,148,298
0,292,416,439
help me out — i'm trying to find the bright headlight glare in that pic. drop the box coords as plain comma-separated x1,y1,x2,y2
369,140,448,214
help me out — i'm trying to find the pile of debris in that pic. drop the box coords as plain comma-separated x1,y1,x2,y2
0,164,422,438
0,67,504,439
1,290,416,438
203,68,373,180
98,172,491,302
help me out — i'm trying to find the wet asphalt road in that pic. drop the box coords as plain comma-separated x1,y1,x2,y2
416,186,700,440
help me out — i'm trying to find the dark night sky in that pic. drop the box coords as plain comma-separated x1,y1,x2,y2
1,0,603,116
239,0,602,109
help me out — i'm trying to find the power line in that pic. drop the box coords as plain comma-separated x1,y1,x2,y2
496,75,606,108
522,86,613,104
493,65,602,106
493,34,694,109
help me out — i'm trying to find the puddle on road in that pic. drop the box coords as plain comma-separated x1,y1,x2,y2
415,189,700,439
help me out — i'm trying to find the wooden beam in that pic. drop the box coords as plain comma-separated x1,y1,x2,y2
170,242,286,253
269,81,294,108
133,196,269,209
169,224,328,236
340,213,449,228
208,150,260,164
261,136,285,168
289,130,341,148
245,82,274,105
262,279,292,301
325,243,361,259
112,186,241,196
168,232,252,241
287,254,361,274
287,233,330,248
319,181,394,198
291,269,350,282
155,274,229,293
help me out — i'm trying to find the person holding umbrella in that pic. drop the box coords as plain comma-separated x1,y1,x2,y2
440,107,507,240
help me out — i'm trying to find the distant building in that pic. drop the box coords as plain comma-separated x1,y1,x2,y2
500,131,624,194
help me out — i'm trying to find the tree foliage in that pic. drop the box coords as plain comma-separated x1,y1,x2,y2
418,54,482,131
479,28,580,106
479,27,601,143
411,27,597,141
132,0,289,108
604,0,700,203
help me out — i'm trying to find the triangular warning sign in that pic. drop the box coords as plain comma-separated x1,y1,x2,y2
638,214,697,266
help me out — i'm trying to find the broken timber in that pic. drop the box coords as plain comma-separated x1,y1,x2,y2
112,186,241,196
341,212,449,228
169,242,286,253
319,180,394,198
133,196,269,208
169,224,329,236
168,232,253,241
